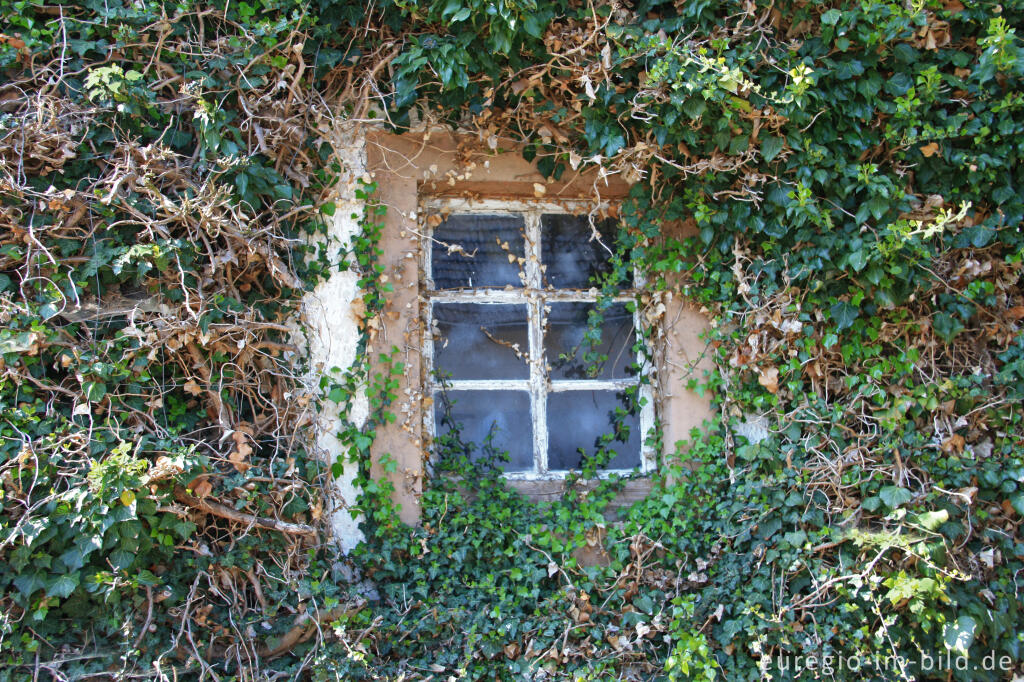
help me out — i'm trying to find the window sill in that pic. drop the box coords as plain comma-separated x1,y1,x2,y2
506,476,654,514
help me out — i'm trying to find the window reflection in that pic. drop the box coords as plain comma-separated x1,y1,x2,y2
433,303,529,380
547,390,641,471
431,214,526,289
546,302,636,380
540,214,618,289
434,390,533,472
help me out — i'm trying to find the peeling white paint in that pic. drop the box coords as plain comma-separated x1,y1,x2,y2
735,413,771,444
301,124,369,552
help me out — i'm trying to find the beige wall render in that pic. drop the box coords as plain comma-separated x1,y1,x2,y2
658,296,717,460
364,129,717,518
654,218,717,464
301,123,369,552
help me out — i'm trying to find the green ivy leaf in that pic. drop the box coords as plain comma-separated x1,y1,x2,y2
867,196,888,220
523,14,544,38
943,616,977,654
0,332,37,354
236,171,249,198
830,301,859,330
760,135,784,162
879,486,912,508
848,249,867,272
933,313,964,342
58,546,87,572
821,9,842,25
83,381,107,403
39,302,60,320
13,571,46,598
109,549,135,570
682,97,706,119
783,530,807,546
47,573,80,599
915,509,948,531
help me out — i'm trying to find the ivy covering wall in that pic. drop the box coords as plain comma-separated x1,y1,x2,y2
1,0,1022,679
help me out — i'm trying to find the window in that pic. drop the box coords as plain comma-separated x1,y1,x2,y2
421,199,654,479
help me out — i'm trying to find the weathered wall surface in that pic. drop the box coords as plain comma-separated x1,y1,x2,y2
365,135,426,525
659,295,716,455
301,124,369,552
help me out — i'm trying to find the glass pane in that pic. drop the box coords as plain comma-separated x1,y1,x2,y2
434,390,533,472
433,303,529,379
546,302,636,380
431,214,526,289
540,214,618,288
547,390,641,472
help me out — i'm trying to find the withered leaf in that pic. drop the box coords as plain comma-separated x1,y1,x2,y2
758,366,779,393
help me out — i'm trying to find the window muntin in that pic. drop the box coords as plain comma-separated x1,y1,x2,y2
422,199,654,480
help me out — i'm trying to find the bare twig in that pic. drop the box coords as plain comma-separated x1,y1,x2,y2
174,488,319,538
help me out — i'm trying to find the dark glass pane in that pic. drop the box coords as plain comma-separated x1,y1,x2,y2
547,390,641,472
546,302,636,379
434,390,533,472
431,214,525,289
433,303,529,379
540,214,618,288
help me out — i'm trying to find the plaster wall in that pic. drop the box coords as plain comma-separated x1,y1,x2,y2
301,124,369,552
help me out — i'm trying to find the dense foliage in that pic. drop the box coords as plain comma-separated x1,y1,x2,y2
1,0,1022,680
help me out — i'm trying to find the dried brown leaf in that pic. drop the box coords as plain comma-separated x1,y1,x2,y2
758,366,779,393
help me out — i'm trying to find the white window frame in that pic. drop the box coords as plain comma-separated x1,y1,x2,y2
420,197,656,480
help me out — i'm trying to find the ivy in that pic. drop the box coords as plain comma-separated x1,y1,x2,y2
2,0,1023,679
